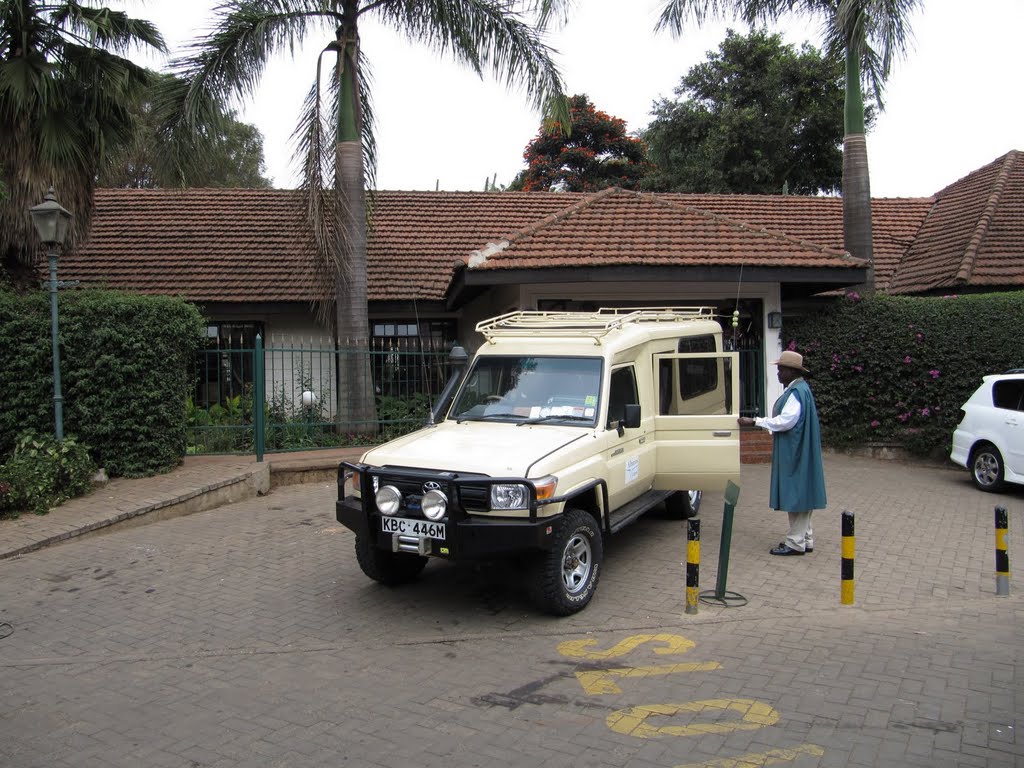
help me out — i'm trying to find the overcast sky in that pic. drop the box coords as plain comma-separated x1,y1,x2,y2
141,0,1022,198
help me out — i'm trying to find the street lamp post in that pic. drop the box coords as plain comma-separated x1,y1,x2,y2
29,188,73,440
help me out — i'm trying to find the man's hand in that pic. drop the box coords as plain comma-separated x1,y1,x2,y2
737,416,756,427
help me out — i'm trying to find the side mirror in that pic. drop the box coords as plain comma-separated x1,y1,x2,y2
623,403,641,429
612,403,641,436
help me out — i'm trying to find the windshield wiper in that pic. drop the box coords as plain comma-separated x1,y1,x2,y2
518,414,593,426
456,411,520,424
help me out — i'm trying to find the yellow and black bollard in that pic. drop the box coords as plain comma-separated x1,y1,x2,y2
841,510,855,605
995,506,1010,597
686,518,700,614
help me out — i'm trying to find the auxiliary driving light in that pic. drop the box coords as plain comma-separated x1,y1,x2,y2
375,485,402,515
421,490,448,521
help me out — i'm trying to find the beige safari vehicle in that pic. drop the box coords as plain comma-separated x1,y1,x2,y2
337,308,740,615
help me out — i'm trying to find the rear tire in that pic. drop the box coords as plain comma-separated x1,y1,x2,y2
665,490,702,519
529,509,603,616
971,444,1005,492
354,535,428,585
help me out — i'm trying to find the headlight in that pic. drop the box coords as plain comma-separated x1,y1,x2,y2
375,485,402,515
491,483,529,510
422,490,448,520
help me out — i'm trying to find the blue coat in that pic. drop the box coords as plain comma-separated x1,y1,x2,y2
769,379,827,513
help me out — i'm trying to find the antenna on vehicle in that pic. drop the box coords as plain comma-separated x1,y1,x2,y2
732,263,744,349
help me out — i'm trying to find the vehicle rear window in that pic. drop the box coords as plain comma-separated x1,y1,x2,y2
992,380,1024,411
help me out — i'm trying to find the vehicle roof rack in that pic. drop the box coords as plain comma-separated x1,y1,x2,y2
477,307,717,343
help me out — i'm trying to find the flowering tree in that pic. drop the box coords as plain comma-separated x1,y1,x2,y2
514,94,649,192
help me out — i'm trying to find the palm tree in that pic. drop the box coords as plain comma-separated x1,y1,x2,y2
171,0,568,432
0,0,166,281
656,0,921,289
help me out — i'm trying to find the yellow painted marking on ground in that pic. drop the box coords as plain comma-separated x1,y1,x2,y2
607,699,779,739
674,743,826,768
575,661,722,695
558,633,695,660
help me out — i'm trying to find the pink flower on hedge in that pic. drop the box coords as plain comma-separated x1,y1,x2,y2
897,412,910,422
870,420,880,428
787,339,797,351
929,369,941,379
903,355,912,364
853,365,863,373
920,407,931,417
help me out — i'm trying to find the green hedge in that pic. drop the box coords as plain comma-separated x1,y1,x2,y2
0,289,204,476
785,291,1024,457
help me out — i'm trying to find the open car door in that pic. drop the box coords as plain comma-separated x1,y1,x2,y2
652,351,741,492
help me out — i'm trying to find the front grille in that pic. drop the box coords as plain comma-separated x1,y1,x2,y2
460,485,489,511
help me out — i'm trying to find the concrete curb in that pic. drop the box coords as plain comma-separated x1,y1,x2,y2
1,465,271,560
0,449,364,561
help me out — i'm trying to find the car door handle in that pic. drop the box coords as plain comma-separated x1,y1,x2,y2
713,430,733,437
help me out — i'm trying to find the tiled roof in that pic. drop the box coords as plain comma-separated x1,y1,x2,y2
62,188,320,303
889,151,1024,294
657,194,933,293
67,186,937,305
462,187,860,272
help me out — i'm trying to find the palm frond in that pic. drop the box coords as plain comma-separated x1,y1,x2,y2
171,1,340,119
655,0,746,34
0,0,164,268
54,2,168,55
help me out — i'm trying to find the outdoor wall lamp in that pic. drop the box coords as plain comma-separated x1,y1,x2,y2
767,311,783,329
29,187,73,440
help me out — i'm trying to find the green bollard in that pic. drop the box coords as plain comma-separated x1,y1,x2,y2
700,480,748,607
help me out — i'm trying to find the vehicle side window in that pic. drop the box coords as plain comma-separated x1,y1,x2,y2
678,334,717,400
608,366,639,424
992,380,1024,411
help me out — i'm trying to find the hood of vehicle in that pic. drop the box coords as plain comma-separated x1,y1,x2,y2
362,421,590,476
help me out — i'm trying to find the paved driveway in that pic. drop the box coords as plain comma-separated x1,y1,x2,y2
1,455,1021,767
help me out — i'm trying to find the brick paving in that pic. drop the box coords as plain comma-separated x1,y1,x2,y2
0,452,1021,767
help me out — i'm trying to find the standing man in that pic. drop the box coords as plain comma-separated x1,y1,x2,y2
738,351,827,556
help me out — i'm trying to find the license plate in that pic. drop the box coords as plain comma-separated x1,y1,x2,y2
381,516,446,539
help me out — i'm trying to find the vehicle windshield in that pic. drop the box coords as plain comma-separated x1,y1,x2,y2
450,356,602,426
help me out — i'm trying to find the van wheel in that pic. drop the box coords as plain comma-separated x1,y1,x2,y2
354,535,428,585
971,443,1005,492
666,490,702,519
530,509,603,616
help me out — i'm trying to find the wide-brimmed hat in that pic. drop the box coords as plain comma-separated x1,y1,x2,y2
772,350,810,374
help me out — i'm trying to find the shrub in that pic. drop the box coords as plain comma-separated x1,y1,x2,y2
0,431,96,517
785,291,1024,457
0,288,204,476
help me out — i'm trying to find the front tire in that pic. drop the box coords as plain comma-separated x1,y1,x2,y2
354,535,428,585
529,509,603,616
666,490,702,519
971,444,1005,492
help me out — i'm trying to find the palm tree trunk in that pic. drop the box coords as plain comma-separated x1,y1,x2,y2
842,45,874,293
335,6,376,434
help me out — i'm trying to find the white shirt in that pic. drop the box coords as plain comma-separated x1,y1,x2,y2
754,380,803,433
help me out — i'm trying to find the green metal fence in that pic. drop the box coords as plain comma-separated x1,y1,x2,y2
189,336,456,456
189,338,768,456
